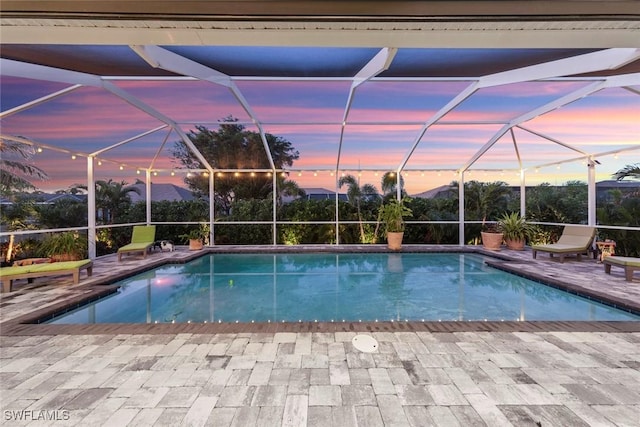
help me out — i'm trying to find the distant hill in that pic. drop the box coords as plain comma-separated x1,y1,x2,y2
128,183,200,203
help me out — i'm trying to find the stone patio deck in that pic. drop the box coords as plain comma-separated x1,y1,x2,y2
1,245,639,426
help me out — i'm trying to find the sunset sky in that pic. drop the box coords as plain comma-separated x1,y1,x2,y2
1,47,639,195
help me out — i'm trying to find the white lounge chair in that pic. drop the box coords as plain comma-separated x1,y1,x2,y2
531,226,596,263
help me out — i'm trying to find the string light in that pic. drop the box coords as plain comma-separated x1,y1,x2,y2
36,147,43,153
217,172,223,177
71,155,77,160
153,171,158,176
119,165,124,170
136,170,141,175
97,160,102,166
171,171,175,176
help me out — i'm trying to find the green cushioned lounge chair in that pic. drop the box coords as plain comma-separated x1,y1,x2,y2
0,259,93,293
117,225,156,261
603,256,640,282
531,225,596,263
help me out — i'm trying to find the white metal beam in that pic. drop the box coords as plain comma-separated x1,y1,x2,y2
338,48,398,171
0,84,83,119
130,45,233,88
478,48,640,88
91,125,168,157
0,58,102,87
99,80,214,171
149,128,175,170
398,82,480,171
516,126,589,157
601,72,640,88
130,44,277,170
462,80,606,170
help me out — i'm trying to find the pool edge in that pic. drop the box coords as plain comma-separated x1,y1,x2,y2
3,246,640,335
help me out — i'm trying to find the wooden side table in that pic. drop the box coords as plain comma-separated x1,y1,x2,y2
596,241,616,263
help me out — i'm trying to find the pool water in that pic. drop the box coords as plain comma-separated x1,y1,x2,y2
49,253,639,324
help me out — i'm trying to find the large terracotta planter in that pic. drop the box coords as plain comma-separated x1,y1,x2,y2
386,232,404,251
188,239,203,251
505,238,525,251
481,232,503,251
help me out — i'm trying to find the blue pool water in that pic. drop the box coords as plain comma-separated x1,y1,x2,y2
49,253,639,324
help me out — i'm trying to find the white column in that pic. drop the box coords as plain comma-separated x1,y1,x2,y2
587,159,597,226
335,172,340,245
273,171,277,245
210,172,215,245
520,169,526,218
458,172,465,246
145,170,152,224
87,157,96,259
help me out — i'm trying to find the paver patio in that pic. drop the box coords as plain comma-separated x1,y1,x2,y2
1,246,639,426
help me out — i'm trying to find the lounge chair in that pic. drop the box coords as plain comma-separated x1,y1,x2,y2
0,259,93,293
117,225,156,261
603,256,640,282
531,225,596,263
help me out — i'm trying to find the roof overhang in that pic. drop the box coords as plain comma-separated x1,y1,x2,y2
2,1,640,48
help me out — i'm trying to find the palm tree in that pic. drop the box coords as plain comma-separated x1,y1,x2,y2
0,139,48,194
0,139,48,263
339,174,379,243
275,173,306,208
464,180,511,225
613,163,640,181
380,171,405,200
78,179,140,224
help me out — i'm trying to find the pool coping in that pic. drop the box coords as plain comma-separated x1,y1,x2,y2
2,245,640,335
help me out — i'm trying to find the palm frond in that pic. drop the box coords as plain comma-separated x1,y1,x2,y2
613,163,640,181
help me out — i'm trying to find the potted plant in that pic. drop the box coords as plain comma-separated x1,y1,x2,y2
38,231,87,261
180,224,209,251
497,212,534,251
480,221,503,251
376,197,413,250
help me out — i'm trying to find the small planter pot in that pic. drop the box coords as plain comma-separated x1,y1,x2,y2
188,239,203,251
386,232,404,251
505,238,525,251
481,232,503,251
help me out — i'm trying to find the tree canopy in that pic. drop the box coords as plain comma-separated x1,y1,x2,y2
0,139,48,195
172,117,300,214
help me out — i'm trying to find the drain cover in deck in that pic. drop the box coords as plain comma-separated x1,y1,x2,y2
352,334,379,353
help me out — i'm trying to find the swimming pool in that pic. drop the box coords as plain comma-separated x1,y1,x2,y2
49,253,639,324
